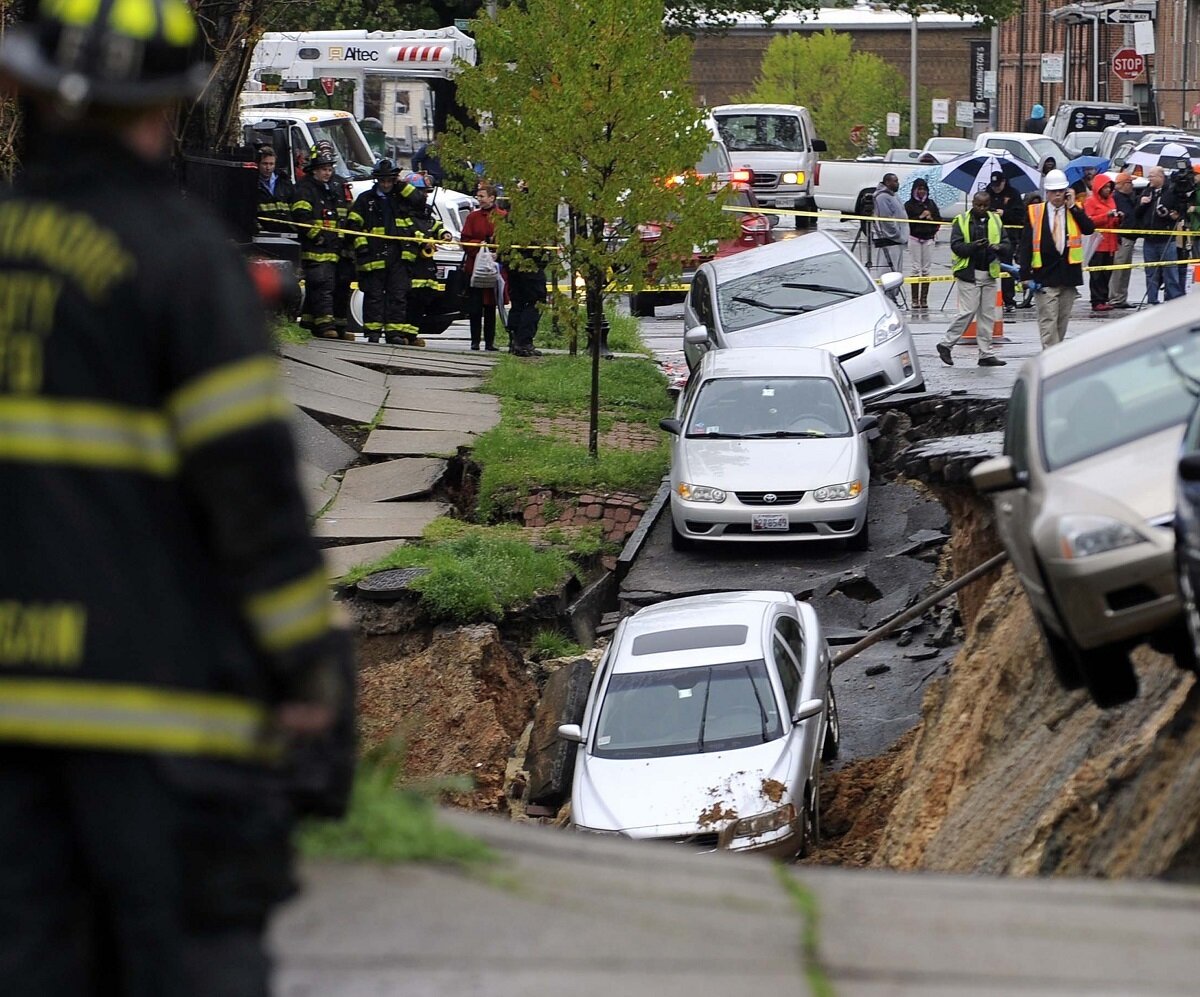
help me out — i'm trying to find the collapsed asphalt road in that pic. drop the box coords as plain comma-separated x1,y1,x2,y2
620,480,957,764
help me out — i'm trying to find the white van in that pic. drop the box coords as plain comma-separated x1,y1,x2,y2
711,104,826,227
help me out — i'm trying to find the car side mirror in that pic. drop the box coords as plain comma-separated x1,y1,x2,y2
684,325,709,347
557,723,583,743
856,414,879,434
1179,453,1200,482
879,272,905,293
812,138,827,153
792,698,825,724
971,455,1029,494
660,417,682,435
1083,146,1096,156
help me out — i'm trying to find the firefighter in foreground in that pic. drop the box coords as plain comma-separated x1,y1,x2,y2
291,146,347,338
349,158,415,344
399,171,449,346
0,0,353,992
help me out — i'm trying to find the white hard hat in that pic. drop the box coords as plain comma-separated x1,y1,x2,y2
1043,169,1070,191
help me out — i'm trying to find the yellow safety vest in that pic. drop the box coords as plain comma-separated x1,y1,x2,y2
951,212,1004,279
1029,202,1083,268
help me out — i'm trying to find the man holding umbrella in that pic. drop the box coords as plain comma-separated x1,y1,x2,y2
1018,169,1096,348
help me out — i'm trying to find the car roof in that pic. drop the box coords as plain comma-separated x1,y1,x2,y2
712,103,809,116
703,229,845,281
614,592,789,672
1028,296,1199,380
695,346,841,380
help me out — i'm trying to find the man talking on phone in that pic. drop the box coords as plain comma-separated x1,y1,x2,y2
1018,169,1095,349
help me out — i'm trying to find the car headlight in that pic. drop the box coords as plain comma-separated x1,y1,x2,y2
1057,515,1146,559
813,481,863,502
782,171,801,185
873,311,904,346
575,826,622,836
677,482,726,503
731,804,795,838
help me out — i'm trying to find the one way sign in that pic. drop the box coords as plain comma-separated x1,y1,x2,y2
1106,8,1152,22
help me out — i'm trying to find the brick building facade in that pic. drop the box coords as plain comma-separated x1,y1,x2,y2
689,8,987,145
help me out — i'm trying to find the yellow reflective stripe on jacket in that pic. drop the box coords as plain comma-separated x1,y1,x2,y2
245,567,331,653
0,397,176,475
0,679,274,760
167,356,290,452
951,212,1003,278
1029,202,1083,268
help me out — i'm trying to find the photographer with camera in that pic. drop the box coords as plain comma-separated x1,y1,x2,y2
1108,174,1139,309
1135,165,1185,304
1178,166,1200,291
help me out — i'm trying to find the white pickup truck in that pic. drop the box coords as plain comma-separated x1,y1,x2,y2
812,158,968,220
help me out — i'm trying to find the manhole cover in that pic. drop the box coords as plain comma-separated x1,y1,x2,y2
356,567,431,600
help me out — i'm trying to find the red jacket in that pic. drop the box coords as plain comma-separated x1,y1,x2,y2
461,205,507,306
1085,174,1121,254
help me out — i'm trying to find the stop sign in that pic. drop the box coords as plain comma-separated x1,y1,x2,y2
1112,48,1145,80
320,77,336,96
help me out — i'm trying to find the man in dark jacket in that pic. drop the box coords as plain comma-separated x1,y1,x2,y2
937,192,1011,367
1108,172,1139,308
313,140,358,340
1019,168,1096,348
0,2,352,993
292,148,345,338
399,172,450,347
348,159,414,344
1023,103,1047,134
1135,165,1185,304
986,172,1024,312
255,144,294,233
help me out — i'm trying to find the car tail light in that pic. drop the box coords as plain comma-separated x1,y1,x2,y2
741,215,770,235
814,162,821,185
638,223,663,241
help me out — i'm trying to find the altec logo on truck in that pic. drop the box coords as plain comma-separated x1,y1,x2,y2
329,47,380,61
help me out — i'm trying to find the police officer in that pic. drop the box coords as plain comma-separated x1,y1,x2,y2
348,159,414,344
399,171,449,346
0,0,352,993
254,144,295,233
292,146,345,338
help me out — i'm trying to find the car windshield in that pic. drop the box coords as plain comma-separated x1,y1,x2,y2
1040,324,1200,471
593,660,783,759
926,138,973,153
686,376,851,439
716,114,805,153
308,119,375,180
716,249,875,333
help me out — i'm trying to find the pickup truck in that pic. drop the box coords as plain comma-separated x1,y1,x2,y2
811,158,969,221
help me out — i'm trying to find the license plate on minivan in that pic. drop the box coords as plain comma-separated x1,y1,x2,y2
775,198,795,209
751,514,789,532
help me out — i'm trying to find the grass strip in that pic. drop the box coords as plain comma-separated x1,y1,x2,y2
272,317,310,346
532,303,650,356
776,863,836,997
296,748,493,866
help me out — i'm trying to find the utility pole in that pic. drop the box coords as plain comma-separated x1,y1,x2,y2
910,13,919,147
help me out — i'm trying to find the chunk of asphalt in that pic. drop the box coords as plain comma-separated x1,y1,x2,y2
864,664,891,677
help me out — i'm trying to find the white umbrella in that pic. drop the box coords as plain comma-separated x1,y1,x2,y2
1124,141,1200,175
938,150,1042,196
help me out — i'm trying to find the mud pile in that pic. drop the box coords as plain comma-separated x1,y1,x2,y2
817,494,1200,878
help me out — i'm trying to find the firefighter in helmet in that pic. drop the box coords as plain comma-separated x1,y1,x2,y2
348,158,416,344
291,145,346,338
398,171,449,345
0,0,353,991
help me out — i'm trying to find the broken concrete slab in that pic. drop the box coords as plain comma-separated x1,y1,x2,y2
382,388,499,415
298,460,339,516
363,429,475,456
313,501,448,540
287,409,358,474
278,343,388,385
377,407,499,434
338,458,446,503
282,382,380,425
278,359,388,409
386,375,486,392
322,540,405,580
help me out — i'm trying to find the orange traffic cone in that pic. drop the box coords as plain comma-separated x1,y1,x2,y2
962,286,1010,345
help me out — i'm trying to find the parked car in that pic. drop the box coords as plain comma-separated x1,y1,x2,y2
662,347,875,550
921,136,976,163
971,298,1200,708
629,182,772,318
711,104,826,226
681,231,923,402
974,131,1072,170
557,590,838,857
1175,401,1200,663
1095,125,1192,165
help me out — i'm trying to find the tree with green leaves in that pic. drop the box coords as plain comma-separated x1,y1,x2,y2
444,0,731,458
738,30,912,159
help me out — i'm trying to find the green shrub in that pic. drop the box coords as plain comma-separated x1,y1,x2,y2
532,629,584,659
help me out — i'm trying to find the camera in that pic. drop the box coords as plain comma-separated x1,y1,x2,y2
1171,166,1196,196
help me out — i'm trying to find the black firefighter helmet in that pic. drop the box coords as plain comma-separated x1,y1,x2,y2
305,146,337,172
0,0,208,110
371,158,401,180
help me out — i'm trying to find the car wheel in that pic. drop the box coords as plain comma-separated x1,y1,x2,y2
798,779,819,858
1078,642,1139,709
670,519,694,552
847,519,870,552
1175,557,1200,673
1034,612,1085,691
629,293,655,318
821,682,840,762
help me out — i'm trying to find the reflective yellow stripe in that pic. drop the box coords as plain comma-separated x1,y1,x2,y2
160,0,197,44
43,0,102,28
0,397,176,475
0,679,274,760
167,356,290,452
245,568,331,653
